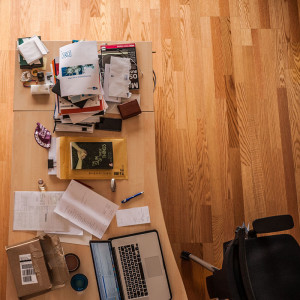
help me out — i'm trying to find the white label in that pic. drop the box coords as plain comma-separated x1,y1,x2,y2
19,254,38,285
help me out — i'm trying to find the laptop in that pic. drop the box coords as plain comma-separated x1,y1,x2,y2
90,230,172,300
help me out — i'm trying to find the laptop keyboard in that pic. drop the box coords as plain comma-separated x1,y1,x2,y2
118,244,149,299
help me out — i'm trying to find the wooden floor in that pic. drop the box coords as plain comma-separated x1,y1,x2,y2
0,1,299,299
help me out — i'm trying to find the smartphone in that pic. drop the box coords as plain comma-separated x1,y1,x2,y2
95,117,122,132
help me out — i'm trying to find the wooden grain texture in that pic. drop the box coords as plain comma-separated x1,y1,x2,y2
0,1,299,299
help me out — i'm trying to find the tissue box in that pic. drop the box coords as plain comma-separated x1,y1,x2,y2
6,234,69,298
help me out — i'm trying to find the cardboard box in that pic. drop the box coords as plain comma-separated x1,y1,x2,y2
6,234,69,298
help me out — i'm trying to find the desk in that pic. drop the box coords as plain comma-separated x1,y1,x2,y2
7,41,188,299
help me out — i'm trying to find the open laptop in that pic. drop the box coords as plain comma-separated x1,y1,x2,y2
90,230,172,300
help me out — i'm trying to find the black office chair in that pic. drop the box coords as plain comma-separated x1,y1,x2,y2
181,215,300,299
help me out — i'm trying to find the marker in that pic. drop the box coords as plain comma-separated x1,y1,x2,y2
121,192,144,204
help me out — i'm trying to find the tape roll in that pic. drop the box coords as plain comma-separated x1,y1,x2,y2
20,71,32,82
31,84,50,95
31,68,38,77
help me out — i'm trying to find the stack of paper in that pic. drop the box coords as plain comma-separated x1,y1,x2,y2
17,35,49,65
13,181,119,243
51,41,107,133
50,41,142,132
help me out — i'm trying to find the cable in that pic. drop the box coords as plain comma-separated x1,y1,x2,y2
153,70,157,92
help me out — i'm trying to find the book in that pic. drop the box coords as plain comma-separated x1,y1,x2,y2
100,43,139,90
17,37,43,69
70,141,113,170
56,137,128,180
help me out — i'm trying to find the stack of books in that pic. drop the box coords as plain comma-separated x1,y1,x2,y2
50,41,140,133
51,41,107,133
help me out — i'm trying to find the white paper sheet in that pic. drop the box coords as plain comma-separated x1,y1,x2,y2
69,112,97,124
13,192,83,235
54,180,119,239
57,231,92,245
103,64,121,103
116,206,150,227
18,35,48,65
109,56,131,98
59,41,101,97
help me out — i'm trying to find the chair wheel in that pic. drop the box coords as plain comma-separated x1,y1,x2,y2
180,251,191,260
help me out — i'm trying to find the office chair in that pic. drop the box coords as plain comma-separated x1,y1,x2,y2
181,215,300,300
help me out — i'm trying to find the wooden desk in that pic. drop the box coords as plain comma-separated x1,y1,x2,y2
7,42,188,299
13,41,153,112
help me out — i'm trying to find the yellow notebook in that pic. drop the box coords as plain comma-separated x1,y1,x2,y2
56,136,128,180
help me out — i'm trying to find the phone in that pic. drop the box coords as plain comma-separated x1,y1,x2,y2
95,117,122,132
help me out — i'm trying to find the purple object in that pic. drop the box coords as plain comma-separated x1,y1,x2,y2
34,122,51,148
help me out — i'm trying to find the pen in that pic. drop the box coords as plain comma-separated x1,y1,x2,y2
121,192,144,204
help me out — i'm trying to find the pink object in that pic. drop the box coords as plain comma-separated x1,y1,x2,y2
34,122,51,148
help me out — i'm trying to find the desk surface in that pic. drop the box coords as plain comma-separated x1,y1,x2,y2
14,41,154,112
7,41,187,299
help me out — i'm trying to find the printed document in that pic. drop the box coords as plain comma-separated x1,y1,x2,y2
59,41,101,97
13,191,83,234
54,180,119,239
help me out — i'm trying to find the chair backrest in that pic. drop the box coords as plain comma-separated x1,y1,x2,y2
206,215,300,300
206,227,255,300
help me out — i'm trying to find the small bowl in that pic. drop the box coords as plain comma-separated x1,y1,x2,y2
70,273,88,292
65,253,80,272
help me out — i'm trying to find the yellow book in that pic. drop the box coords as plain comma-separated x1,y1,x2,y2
56,136,128,180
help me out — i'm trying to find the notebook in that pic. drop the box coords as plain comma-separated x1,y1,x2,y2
90,230,172,300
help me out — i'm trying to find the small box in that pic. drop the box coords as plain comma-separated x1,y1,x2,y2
6,234,69,298
117,99,141,120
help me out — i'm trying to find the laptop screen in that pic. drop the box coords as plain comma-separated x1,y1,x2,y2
90,241,122,300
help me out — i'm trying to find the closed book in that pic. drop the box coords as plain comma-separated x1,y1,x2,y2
56,136,128,180
71,141,113,169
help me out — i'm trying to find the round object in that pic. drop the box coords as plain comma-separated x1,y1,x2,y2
31,68,38,77
38,179,46,191
70,274,88,292
65,253,80,272
20,71,32,82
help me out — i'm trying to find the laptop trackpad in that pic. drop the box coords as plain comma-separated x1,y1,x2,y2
145,256,162,278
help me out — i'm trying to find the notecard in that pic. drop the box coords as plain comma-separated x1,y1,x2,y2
116,206,151,227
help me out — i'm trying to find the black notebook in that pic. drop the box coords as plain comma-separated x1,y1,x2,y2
70,142,113,170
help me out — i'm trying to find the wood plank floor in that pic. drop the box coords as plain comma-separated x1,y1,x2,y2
0,1,299,299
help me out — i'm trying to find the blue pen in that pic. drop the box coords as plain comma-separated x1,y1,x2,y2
121,192,144,204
